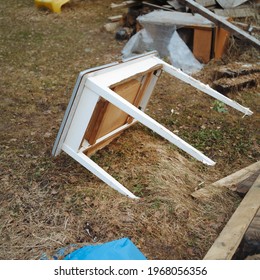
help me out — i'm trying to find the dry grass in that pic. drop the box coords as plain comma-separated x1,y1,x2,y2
0,0,259,260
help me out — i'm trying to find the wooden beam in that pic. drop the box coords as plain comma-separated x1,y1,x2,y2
196,0,216,7
214,7,257,18
142,1,174,11
181,0,260,49
111,1,138,9
108,15,123,22
204,174,260,259
192,161,260,199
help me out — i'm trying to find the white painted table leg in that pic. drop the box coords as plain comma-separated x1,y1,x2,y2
86,78,216,166
62,144,139,199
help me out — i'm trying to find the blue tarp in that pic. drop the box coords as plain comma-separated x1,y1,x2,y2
64,238,146,260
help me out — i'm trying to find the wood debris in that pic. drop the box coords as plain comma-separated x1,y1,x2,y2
213,63,260,94
106,0,260,62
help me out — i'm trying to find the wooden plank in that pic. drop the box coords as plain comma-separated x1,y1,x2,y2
196,0,216,7
192,161,260,199
193,28,213,63
236,170,260,196
214,26,230,59
127,71,154,124
214,7,257,18
215,63,260,79
181,0,260,49
84,98,109,145
95,79,141,139
142,1,174,11
111,1,138,9
204,175,260,260
108,15,123,22
213,74,258,94
84,124,135,156
232,21,260,33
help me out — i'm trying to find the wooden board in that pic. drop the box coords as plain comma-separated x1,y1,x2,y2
236,170,260,196
196,0,216,7
214,26,230,59
191,161,260,199
204,175,260,260
84,78,141,145
214,7,257,18
193,28,213,63
182,0,260,49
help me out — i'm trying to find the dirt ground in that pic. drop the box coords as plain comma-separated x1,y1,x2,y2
0,0,259,260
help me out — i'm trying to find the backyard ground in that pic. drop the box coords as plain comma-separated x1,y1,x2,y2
0,0,259,259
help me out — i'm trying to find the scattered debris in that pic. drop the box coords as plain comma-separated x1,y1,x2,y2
204,174,260,260
106,0,259,72
214,6,257,18
122,10,229,70
182,0,260,49
214,63,260,79
235,170,260,197
213,74,258,94
213,62,260,94
191,161,260,200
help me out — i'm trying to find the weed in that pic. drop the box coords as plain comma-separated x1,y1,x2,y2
151,199,162,209
212,101,228,113
133,183,145,196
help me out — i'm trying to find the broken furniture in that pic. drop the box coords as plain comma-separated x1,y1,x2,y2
136,10,230,63
182,0,260,49
52,52,252,199
34,0,70,13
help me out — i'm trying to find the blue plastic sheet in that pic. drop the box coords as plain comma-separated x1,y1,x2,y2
64,238,146,260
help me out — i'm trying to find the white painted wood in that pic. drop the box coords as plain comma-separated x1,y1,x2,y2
80,120,138,152
87,57,162,87
52,62,118,156
86,78,216,166
64,88,99,151
53,52,254,198
156,58,253,116
139,69,162,110
62,144,139,199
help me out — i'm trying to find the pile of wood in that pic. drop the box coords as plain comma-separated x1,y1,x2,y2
213,62,260,94
104,0,260,49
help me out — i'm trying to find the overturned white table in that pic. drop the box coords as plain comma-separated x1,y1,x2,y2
52,52,252,199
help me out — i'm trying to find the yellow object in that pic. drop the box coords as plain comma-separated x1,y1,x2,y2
34,0,70,13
